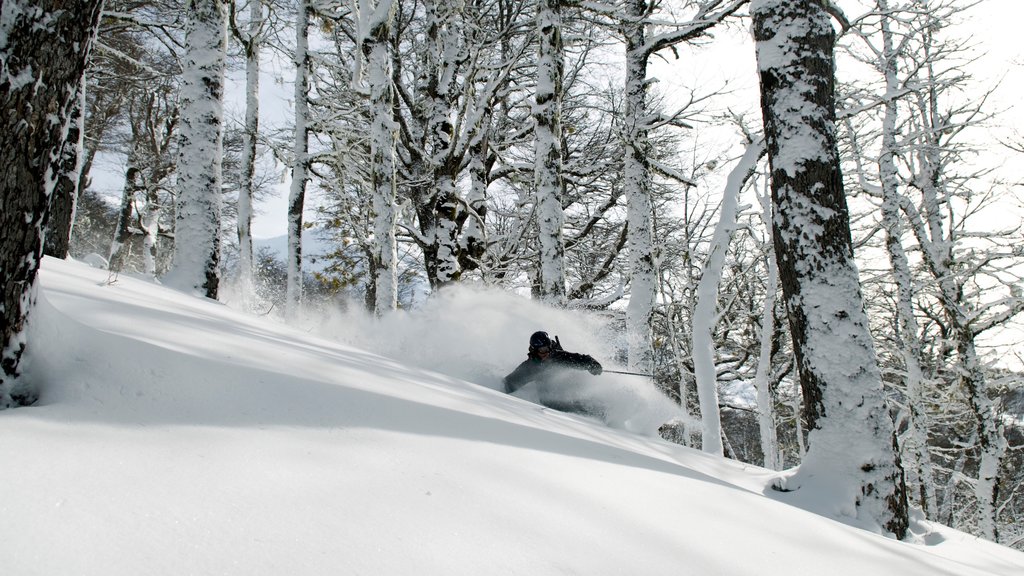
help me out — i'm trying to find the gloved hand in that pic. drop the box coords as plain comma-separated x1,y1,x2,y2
589,362,603,376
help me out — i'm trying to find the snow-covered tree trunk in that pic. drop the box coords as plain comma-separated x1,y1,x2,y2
754,185,782,470
423,0,464,288
0,0,104,408
461,112,489,273
622,0,655,373
286,0,311,318
752,0,908,538
166,0,228,299
876,0,935,516
140,177,163,277
45,80,86,259
659,288,696,447
534,0,566,306
109,142,143,272
898,14,1007,538
959,335,1006,540
908,107,1006,542
236,0,263,308
692,139,764,456
361,0,398,314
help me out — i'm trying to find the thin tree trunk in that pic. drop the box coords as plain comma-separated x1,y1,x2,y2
362,0,398,314
876,0,936,517
899,17,1006,538
754,182,781,470
109,143,144,273
692,139,763,456
460,111,489,273
237,0,262,308
622,0,655,374
140,190,160,276
287,0,311,317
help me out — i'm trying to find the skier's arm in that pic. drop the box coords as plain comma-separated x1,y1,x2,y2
503,361,537,393
556,351,602,375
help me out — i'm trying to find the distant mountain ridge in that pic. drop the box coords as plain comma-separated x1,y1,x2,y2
253,228,333,273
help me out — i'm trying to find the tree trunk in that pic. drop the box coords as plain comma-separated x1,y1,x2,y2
108,142,144,272
0,0,104,407
45,80,86,259
622,0,655,374
424,0,464,289
752,0,908,538
692,140,764,456
876,0,936,517
287,0,311,317
898,18,1007,538
166,0,228,299
237,0,263,308
754,186,782,470
534,0,566,305
363,0,398,314
460,110,489,273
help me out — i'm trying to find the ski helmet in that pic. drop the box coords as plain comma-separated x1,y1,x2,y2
529,331,551,350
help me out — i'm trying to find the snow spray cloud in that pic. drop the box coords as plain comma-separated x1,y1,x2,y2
314,283,687,436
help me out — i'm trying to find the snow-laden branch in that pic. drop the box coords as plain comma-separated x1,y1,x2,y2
92,42,171,80
641,0,748,56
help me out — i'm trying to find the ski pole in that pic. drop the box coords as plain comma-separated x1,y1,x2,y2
602,369,654,378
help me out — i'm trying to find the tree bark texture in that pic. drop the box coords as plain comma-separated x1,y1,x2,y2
363,0,398,314
0,0,104,407
287,0,311,317
44,81,86,259
534,0,567,305
622,0,655,374
167,0,227,299
752,0,908,538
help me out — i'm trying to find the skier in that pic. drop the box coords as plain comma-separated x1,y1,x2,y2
503,331,604,415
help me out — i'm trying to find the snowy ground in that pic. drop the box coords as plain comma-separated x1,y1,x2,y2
1,257,1022,576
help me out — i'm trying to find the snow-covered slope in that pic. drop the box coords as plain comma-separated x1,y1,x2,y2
1,257,1021,576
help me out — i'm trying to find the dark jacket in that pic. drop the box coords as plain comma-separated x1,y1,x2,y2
503,349,602,394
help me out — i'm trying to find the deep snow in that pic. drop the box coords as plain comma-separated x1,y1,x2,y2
1,257,1022,575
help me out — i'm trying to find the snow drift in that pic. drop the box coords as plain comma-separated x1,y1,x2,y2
0,257,1021,576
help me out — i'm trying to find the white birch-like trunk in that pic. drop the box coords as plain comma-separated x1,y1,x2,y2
658,286,696,447
692,140,764,456
286,0,311,318
423,0,463,287
237,0,262,308
876,0,935,516
109,143,142,273
361,0,398,314
534,0,566,305
754,182,781,470
461,116,488,271
167,0,227,299
141,183,161,277
622,0,655,373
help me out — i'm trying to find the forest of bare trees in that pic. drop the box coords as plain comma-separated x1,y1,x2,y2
2,0,1022,548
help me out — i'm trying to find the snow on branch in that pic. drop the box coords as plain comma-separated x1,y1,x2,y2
641,0,748,56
